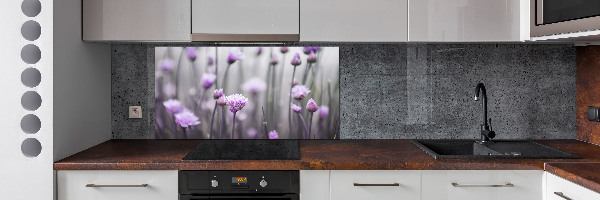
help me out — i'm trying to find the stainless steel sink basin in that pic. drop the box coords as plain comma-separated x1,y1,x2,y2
412,140,579,159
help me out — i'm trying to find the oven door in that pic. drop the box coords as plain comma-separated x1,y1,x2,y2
180,194,299,200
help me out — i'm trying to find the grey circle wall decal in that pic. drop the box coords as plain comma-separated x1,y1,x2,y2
21,20,41,41
21,138,42,157
21,68,41,88
21,44,41,64
20,114,41,134
21,91,42,111
21,0,41,17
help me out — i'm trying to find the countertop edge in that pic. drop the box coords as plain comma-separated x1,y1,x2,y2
545,162,600,194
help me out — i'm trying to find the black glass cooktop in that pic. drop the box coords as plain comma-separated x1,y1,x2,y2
182,140,300,160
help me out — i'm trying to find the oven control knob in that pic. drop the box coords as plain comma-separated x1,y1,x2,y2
259,179,268,187
211,180,219,188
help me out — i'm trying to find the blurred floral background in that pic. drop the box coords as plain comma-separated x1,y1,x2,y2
155,47,340,139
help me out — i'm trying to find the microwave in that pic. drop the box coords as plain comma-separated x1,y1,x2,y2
531,0,600,38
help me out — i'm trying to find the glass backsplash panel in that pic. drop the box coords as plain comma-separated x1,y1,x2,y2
155,47,339,139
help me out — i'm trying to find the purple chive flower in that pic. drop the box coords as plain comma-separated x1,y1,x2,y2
225,94,248,113
307,52,317,63
174,110,200,128
319,106,329,118
159,59,174,72
217,96,226,106
268,130,279,139
291,103,302,113
270,53,278,65
280,47,289,54
303,47,321,54
306,98,318,112
256,47,263,55
306,98,319,139
290,53,302,66
213,88,223,99
227,49,245,64
207,56,214,65
291,85,311,100
242,78,267,94
200,73,216,89
163,99,184,114
247,128,258,138
162,83,176,98
186,47,197,61
303,47,312,54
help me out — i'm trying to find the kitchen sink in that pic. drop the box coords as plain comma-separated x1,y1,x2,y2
412,140,579,159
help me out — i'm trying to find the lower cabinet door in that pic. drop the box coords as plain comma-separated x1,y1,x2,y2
421,170,542,200
300,170,330,200
330,170,421,200
546,172,600,200
57,170,178,200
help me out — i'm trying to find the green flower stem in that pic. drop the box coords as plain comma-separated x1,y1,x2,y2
296,113,308,139
222,64,232,94
288,67,297,138
209,102,217,139
308,113,314,139
231,112,237,139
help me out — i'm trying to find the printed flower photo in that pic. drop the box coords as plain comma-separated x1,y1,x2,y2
155,47,340,139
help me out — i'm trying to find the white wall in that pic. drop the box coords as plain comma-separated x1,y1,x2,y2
0,0,111,199
53,0,111,162
0,0,54,199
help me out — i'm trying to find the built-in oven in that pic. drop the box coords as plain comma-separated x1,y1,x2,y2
179,171,299,200
531,0,600,37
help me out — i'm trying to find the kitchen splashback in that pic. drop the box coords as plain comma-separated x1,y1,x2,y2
155,47,340,139
112,44,576,140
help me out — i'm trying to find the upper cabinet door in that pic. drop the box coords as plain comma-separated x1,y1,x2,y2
409,0,529,42
191,0,300,41
83,0,191,41
300,0,408,42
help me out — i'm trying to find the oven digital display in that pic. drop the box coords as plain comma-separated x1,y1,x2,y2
232,177,247,184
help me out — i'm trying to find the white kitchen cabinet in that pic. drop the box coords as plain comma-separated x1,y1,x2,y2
422,170,543,200
300,170,330,200
191,0,299,41
545,172,600,200
300,0,408,42
330,170,421,200
57,170,178,200
83,0,191,41
409,0,529,42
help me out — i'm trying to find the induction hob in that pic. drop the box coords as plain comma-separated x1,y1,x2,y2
182,140,300,160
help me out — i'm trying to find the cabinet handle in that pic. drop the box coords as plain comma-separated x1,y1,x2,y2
451,183,514,188
86,184,148,188
353,183,400,186
554,192,573,200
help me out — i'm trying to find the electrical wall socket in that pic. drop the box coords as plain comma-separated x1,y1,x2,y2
129,106,142,119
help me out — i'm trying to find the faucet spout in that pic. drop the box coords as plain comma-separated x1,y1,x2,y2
474,83,488,129
474,83,495,142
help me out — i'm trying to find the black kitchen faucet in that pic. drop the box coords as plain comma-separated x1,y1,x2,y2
474,83,495,143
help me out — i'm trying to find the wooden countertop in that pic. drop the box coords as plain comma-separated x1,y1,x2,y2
545,162,600,194
54,139,600,171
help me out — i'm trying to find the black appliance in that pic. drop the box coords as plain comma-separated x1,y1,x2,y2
532,0,600,38
536,0,600,25
179,171,299,200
